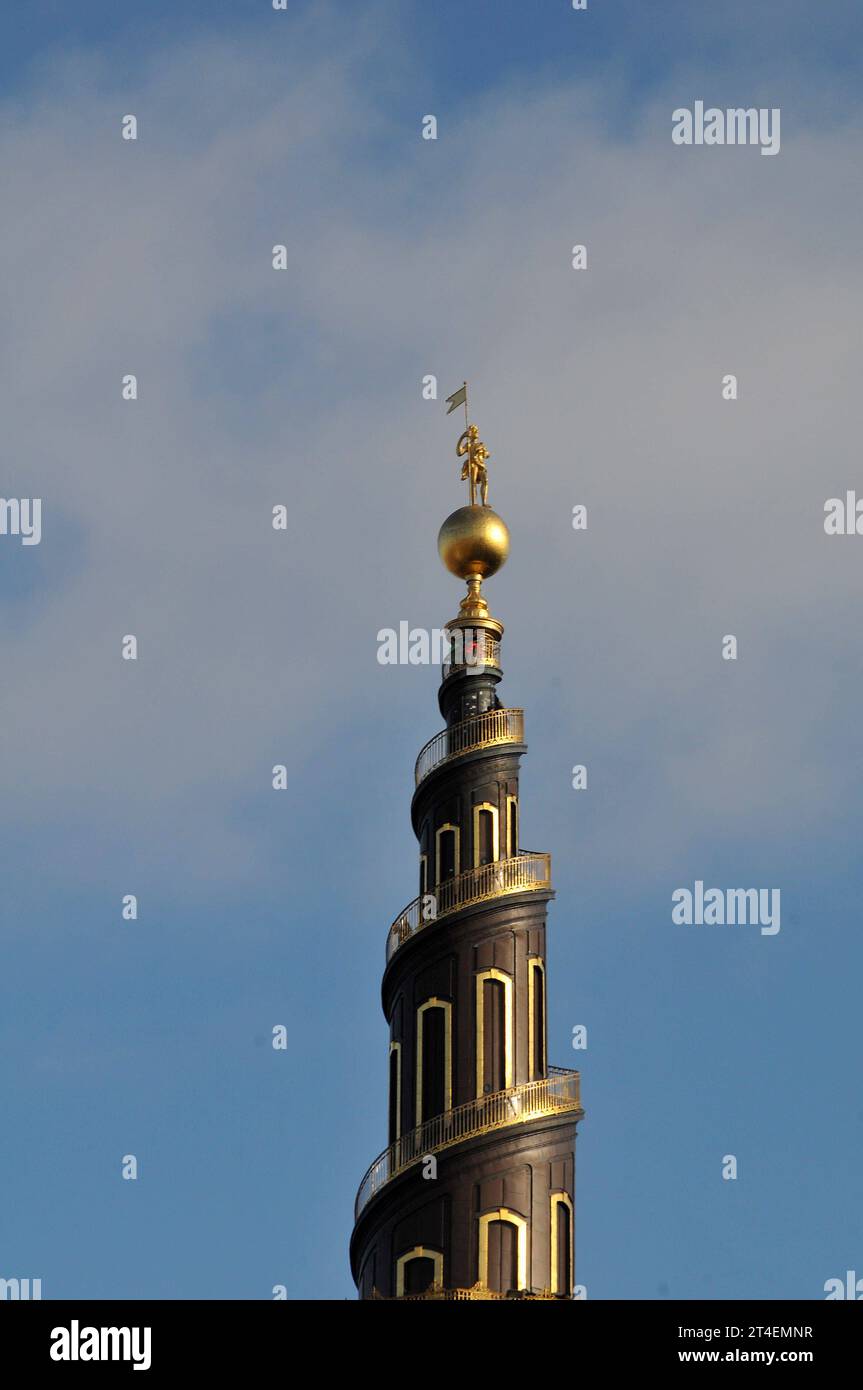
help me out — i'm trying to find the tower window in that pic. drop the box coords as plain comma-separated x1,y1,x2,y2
415,998,452,1125
435,823,460,884
506,795,519,858
477,1209,527,1293
475,968,513,1097
421,1008,445,1118
388,1042,402,1144
528,957,546,1081
395,1247,443,1298
473,802,499,867
483,978,506,1093
478,810,494,865
550,1193,574,1296
487,1221,519,1293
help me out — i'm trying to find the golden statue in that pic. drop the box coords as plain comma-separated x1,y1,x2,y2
439,387,509,626
457,424,490,506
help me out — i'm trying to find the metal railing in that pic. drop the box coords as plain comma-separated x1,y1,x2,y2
378,1285,561,1301
415,708,524,786
442,631,501,679
355,1069,582,1219
387,851,552,962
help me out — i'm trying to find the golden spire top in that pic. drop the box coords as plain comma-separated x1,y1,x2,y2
438,384,510,633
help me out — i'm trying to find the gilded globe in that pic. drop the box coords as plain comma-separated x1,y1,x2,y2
438,505,510,580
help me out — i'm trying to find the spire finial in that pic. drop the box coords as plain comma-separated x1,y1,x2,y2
438,385,509,630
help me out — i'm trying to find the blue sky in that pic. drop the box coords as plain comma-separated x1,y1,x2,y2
1,0,862,1300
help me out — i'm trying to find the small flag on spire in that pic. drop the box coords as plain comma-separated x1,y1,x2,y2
445,384,467,415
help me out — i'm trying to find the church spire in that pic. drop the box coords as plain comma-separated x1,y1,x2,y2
350,393,583,1299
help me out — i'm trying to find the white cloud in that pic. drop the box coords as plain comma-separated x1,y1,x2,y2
2,17,861,893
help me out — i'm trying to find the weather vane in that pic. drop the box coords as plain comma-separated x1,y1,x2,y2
445,381,491,507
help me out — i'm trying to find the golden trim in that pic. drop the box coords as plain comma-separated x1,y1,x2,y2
416,997,453,1126
550,1191,574,1296
354,1068,582,1218
434,823,460,884
506,794,519,858
387,852,552,962
380,1283,558,1301
473,802,499,868
395,1246,444,1298
527,956,546,1082
389,1040,402,1142
478,1208,528,1292
475,968,513,1097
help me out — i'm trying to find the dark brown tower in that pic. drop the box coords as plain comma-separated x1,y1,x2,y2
350,424,583,1300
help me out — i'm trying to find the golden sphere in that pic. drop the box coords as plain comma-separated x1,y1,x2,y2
438,505,510,580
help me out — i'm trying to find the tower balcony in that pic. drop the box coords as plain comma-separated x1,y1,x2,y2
415,707,524,787
441,630,501,680
387,851,551,962
354,1067,582,1220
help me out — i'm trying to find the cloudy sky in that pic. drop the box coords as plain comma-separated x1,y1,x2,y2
2,0,861,1299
